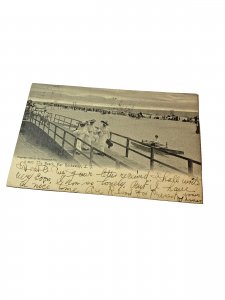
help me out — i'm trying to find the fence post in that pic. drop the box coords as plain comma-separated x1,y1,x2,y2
115,160,120,169
90,147,93,166
188,159,193,174
150,147,154,169
54,125,57,140
125,138,130,157
73,137,77,156
69,118,72,129
62,130,66,148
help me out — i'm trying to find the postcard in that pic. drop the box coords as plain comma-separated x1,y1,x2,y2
7,83,203,203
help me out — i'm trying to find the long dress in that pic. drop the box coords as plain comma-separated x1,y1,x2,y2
97,126,110,153
85,124,98,147
73,127,89,152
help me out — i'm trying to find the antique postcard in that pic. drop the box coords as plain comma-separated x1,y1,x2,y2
7,83,203,203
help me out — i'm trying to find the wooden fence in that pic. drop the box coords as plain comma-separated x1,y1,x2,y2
53,114,80,130
29,114,129,169
109,132,201,174
27,112,201,174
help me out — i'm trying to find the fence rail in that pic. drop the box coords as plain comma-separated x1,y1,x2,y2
53,114,80,130
110,132,201,174
28,114,129,169
26,112,201,174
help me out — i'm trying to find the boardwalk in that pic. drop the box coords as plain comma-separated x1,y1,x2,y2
24,112,201,174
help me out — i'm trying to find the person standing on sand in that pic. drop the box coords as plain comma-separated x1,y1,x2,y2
154,134,159,144
196,121,200,134
73,122,89,154
96,121,110,155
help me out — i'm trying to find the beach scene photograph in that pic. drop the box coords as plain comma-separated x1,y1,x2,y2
14,83,202,175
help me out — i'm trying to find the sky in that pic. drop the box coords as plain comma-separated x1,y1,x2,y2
29,83,199,112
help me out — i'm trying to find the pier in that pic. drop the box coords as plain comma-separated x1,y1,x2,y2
24,112,201,174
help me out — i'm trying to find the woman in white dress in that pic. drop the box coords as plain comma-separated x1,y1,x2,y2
73,122,89,154
97,121,110,154
85,119,98,148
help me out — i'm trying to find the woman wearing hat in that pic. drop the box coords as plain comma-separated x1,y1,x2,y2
96,120,110,154
153,134,160,146
29,104,35,119
85,119,97,147
73,121,89,154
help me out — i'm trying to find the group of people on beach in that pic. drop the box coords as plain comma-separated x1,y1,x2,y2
73,119,111,155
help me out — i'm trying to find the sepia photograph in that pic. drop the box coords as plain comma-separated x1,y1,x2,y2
7,83,203,203
3,1,225,299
